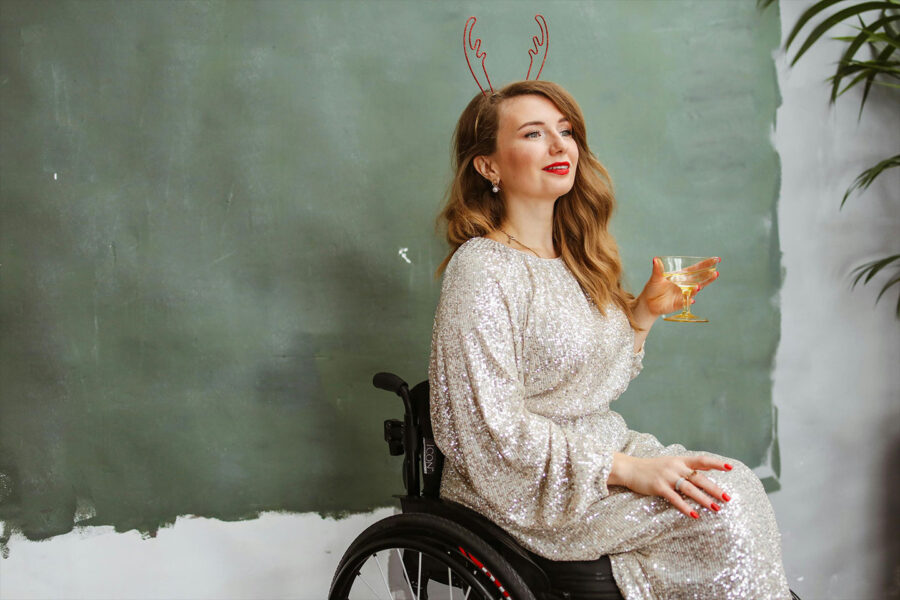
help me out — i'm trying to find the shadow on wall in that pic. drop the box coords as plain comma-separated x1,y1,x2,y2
884,434,900,598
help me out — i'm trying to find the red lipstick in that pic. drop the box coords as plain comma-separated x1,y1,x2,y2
543,161,570,175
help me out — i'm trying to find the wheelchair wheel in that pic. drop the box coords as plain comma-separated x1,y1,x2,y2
330,513,536,600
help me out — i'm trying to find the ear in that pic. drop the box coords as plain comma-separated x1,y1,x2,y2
473,155,500,182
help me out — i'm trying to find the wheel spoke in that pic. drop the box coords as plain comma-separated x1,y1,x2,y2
340,541,491,600
354,567,384,600
395,548,418,599
373,552,393,598
416,552,422,600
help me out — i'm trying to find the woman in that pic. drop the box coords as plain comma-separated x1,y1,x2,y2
429,80,791,599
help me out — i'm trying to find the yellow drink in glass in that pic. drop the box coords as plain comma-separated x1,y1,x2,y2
659,256,718,323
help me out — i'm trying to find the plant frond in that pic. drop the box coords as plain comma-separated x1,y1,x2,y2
789,1,900,65
833,67,874,99
875,272,900,304
850,254,900,287
842,59,900,73
831,16,873,99
886,13,900,37
841,154,900,207
854,28,900,50
828,62,898,102
785,0,850,51
850,255,900,316
860,42,897,114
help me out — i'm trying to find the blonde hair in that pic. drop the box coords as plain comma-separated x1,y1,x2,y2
436,80,637,328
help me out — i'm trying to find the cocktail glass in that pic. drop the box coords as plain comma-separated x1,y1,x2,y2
659,256,718,323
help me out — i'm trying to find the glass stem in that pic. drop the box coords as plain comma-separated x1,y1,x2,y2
682,288,693,316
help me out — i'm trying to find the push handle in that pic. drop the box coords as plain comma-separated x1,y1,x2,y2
373,372,408,395
372,371,419,497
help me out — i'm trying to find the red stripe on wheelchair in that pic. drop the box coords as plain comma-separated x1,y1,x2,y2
458,546,512,598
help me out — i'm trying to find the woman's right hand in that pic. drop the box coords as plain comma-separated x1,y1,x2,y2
609,453,732,518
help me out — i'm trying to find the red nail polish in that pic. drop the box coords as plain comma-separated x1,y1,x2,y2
711,503,720,512
690,511,699,519
724,463,733,471
722,493,731,502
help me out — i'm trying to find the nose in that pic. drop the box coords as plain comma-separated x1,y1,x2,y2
548,130,566,154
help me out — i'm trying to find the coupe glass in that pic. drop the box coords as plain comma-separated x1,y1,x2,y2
659,256,718,323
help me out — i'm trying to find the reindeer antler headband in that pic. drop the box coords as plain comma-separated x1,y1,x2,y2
463,14,549,96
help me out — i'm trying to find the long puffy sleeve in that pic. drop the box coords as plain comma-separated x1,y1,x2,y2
631,343,645,381
429,244,626,531
427,240,794,596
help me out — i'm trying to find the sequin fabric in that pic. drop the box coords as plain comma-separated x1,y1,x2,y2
429,237,791,600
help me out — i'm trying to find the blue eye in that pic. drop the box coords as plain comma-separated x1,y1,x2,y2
524,129,572,139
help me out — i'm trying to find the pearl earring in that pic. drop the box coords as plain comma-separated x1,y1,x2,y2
491,180,500,193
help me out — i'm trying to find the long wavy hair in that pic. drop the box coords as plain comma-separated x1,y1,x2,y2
437,80,637,328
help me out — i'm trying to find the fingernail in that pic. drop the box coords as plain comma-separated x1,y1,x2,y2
690,511,699,519
715,257,721,262
715,271,720,278
724,463,733,471
711,503,720,512
691,299,695,304
722,493,731,502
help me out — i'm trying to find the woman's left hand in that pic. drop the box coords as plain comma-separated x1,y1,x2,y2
637,256,720,319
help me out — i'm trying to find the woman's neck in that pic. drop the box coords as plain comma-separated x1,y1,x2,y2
497,197,556,258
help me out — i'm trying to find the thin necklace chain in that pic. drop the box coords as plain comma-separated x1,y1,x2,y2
497,228,543,259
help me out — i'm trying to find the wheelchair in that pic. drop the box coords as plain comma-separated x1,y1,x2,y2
329,373,803,600
329,372,622,600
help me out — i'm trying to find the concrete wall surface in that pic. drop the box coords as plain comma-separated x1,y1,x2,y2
768,1,900,599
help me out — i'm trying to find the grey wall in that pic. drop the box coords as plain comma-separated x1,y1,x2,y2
769,2,900,599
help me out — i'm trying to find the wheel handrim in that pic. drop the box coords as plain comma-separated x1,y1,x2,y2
332,541,503,600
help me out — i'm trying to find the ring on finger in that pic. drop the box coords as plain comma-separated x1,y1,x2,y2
685,469,699,481
675,477,687,493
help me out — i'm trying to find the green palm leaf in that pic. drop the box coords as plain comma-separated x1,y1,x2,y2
784,0,852,49
842,155,900,207
860,42,898,113
854,29,900,51
831,14,900,101
785,1,900,65
850,255,900,316
851,254,899,285
761,0,900,316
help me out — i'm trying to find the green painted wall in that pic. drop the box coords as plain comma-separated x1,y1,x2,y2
0,0,781,544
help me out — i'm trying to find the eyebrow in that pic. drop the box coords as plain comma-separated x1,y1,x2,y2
516,117,571,131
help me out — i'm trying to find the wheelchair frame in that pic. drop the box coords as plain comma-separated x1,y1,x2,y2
330,373,803,600
328,372,621,600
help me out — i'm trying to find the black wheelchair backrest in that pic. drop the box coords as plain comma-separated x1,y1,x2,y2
410,380,445,497
374,373,444,498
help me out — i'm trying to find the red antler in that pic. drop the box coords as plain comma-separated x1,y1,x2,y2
463,16,494,96
525,14,549,80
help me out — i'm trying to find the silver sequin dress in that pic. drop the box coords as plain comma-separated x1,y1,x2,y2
429,237,790,600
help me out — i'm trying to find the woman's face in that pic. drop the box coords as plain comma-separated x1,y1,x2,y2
483,94,579,203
